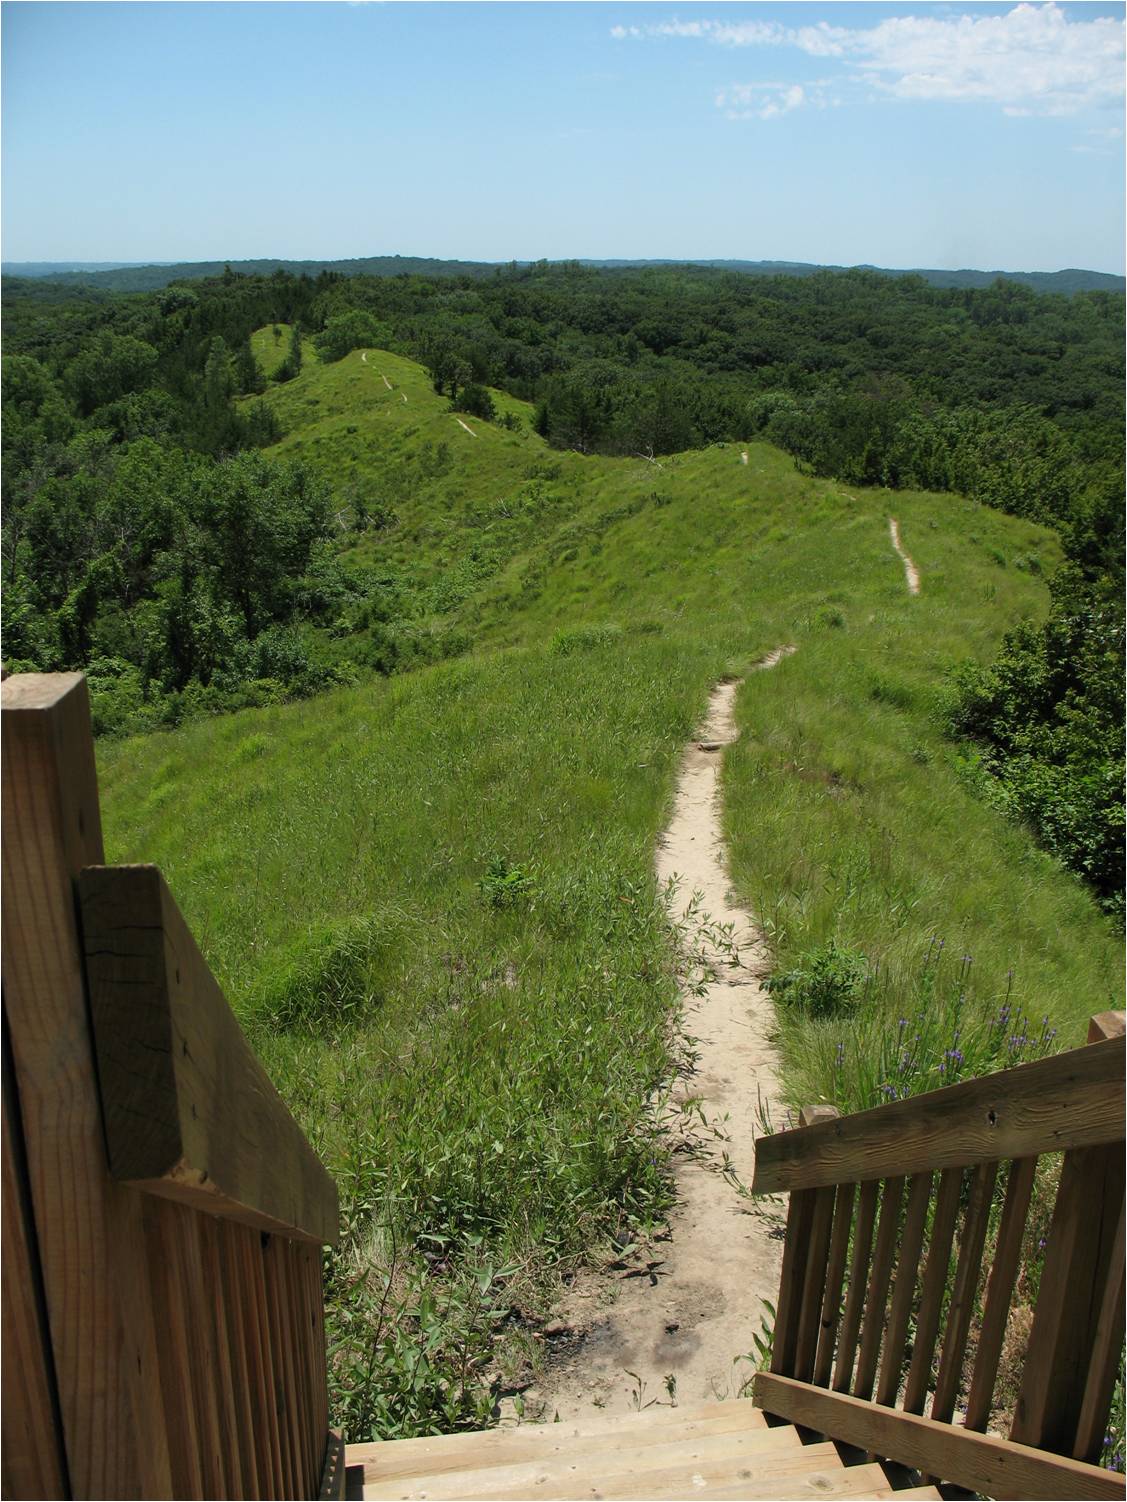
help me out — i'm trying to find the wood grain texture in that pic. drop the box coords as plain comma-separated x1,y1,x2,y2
813,1181,855,1387
832,1180,879,1393
2,1013,70,1501
964,1155,1037,1432
753,1375,1126,1501
902,1167,962,1416
769,1187,816,1376
1073,1198,1125,1464
80,862,339,1246
2,673,174,1498
931,1160,998,1425
876,1171,933,1408
752,1037,1124,1192
1013,1141,1126,1456
853,1177,905,1401
1088,1011,1126,1042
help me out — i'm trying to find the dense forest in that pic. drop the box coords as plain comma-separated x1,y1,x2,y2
2,262,1123,904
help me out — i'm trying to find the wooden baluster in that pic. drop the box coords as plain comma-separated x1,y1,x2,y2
813,1181,856,1388
243,1228,284,1499
876,1171,933,1407
963,1156,1037,1432
263,1234,298,1497
931,1161,997,1425
792,1106,839,1382
217,1221,260,1498
1073,1197,1126,1463
1012,1139,1126,1454
854,1176,906,1401
199,1213,245,1498
902,1166,962,1414
832,1179,880,1392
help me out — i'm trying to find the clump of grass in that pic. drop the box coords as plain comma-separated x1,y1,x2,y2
252,913,392,1033
549,623,622,655
775,937,1063,1117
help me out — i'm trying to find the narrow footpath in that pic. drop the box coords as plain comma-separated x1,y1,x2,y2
531,651,794,1419
888,518,920,595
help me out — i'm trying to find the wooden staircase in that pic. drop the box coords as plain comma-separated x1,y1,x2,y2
342,1399,943,1500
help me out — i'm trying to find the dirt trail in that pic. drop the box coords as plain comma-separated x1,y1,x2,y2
454,416,478,438
888,517,920,595
530,650,794,1420
360,351,368,363
381,373,393,391
740,451,749,465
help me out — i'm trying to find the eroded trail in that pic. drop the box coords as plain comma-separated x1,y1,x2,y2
531,652,793,1419
889,517,920,595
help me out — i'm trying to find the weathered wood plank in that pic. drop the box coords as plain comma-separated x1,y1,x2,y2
854,1177,905,1401
319,1431,347,1501
361,1434,843,1502
964,1155,1037,1432
1,673,174,1498
876,1171,932,1408
80,862,339,1246
1013,1141,1126,1455
769,1187,816,1376
752,1037,1124,1192
753,1374,1127,1500
813,1181,855,1387
345,1399,772,1482
1073,1197,1125,1463
2,1014,70,1501
832,1179,878,1392
902,1166,962,1415
932,1160,997,1425
1088,1011,1125,1042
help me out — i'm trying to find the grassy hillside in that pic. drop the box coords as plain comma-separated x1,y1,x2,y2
96,338,1123,1436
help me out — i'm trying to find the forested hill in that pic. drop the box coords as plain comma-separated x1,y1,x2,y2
3,260,1123,905
4,256,1124,296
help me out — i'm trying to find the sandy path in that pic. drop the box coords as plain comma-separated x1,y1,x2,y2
530,651,794,1419
888,517,920,595
381,373,393,391
360,352,368,363
740,451,749,465
454,416,478,438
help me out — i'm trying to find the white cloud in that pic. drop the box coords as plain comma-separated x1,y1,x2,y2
715,80,830,122
612,3,1126,117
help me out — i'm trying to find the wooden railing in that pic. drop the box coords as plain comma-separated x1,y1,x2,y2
2,673,342,1500
751,1015,1126,1500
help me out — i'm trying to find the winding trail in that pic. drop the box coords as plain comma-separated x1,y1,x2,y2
531,650,795,1419
454,416,478,438
360,351,368,363
889,517,920,595
381,373,393,391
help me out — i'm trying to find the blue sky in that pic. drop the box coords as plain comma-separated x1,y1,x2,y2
2,1,1124,271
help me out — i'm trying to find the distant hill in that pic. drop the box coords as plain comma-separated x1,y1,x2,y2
3,256,1123,296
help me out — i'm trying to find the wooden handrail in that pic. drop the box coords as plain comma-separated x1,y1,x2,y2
752,1376,1126,1501
80,864,339,1246
756,1015,1126,1492
752,1034,1125,1193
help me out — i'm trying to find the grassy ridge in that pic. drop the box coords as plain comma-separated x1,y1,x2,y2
96,341,1122,1435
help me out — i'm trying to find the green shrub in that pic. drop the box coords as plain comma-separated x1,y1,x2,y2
766,940,867,1020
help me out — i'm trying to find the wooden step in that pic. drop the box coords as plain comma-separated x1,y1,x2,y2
348,1400,775,1489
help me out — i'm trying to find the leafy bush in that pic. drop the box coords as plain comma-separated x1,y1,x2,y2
477,855,536,910
766,940,867,1020
452,383,495,422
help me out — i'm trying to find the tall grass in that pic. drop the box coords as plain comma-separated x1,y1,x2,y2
97,346,1123,1437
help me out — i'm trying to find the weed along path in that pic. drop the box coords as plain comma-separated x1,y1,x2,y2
532,652,794,1420
889,516,921,595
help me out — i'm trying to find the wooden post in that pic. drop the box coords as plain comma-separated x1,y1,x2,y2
1011,1010,1127,1457
771,1105,838,1378
1,674,174,1497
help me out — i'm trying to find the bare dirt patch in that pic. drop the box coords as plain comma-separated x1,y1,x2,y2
525,651,795,1420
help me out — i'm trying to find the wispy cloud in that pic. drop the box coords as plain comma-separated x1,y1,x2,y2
612,3,1126,118
714,79,840,121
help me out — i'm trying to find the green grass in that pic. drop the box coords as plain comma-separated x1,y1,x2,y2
96,340,1123,1437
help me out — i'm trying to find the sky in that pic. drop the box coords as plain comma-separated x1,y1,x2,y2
2,1,1124,273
